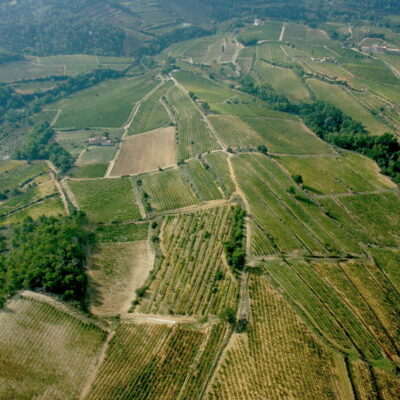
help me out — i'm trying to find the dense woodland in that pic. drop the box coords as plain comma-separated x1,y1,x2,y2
0,213,91,308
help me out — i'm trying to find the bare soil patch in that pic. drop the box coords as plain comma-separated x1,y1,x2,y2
88,240,153,317
110,127,176,176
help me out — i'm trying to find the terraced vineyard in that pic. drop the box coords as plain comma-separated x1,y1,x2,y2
137,206,239,316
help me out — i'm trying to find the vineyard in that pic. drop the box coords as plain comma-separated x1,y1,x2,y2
263,259,400,361
208,275,344,399
232,153,358,256
55,74,157,129
0,296,106,399
140,168,198,211
128,80,173,135
253,61,313,104
257,43,288,64
166,85,220,161
182,159,223,201
84,322,229,400
137,206,239,316
277,152,396,195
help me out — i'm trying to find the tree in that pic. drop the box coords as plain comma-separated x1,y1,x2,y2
292,174,303,185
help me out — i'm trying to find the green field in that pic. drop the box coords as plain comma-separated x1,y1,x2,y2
129,80,173,134
318,192,400,247
68,164,109,179
277,152,396,194
55,75,158,129
68,178,141,223
237,21,283,43
167,85,220,160
257,43,288,63
209,114,333,154
232,153,360,256
77,146,117,165
307,79,391,134
204,152,236,197
253,61,313,103
94,222,148,243
183,159,223,201
138,207,238,315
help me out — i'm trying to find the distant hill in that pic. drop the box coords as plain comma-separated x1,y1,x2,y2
1,0,399,57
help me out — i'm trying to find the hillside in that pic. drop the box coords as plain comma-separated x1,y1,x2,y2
0,3,399,400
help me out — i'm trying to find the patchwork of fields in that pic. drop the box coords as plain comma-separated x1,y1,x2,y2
1,17,400,400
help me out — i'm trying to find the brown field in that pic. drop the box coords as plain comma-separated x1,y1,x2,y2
110,127,176,176
88,240,153,317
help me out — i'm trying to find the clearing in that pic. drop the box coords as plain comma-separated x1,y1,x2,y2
110,127,176,176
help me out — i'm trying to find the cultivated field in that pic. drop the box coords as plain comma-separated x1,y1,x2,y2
68,178,141,223
89,240,152,316
263,259,398,361
0,296,106,399
232,153,359,255
137,207,239,316
94,222,148,243
253,61,313,103
209,114,333,154
277,151,396,194
307,78,391,134
111,127,176,176
84,322,228,399
55,75,158,129
204,152,236,198
209,275,345,399
140,167,198,212
128,80,173,134
167,85,220,160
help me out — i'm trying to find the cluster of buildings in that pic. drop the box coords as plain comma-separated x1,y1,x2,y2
359,38,400,55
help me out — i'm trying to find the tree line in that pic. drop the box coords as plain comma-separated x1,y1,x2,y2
238,75,400,183
15,123,74,173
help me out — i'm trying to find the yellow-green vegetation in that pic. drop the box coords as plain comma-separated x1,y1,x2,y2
370,248,400,291
140,168,198,211
237,21,283,43
174,70,238,103
253,61,312,103
318,192,400,248
209,102,295,117
232,153,359,255
68,164,108,179
68,178,141,223
167,85,220,160
0,296,106,399
84,322,228,400
209,275,344,399
210,114,333,154
0,60,64,82
55,75,158,129
94,222,148,243
277,152,396,194
285,23,331,44
257,43,288,63
183,159,223,201
307,79,391,134
264,260,393,361
204,152,236,197
137,207,239,316
128,80,173,134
